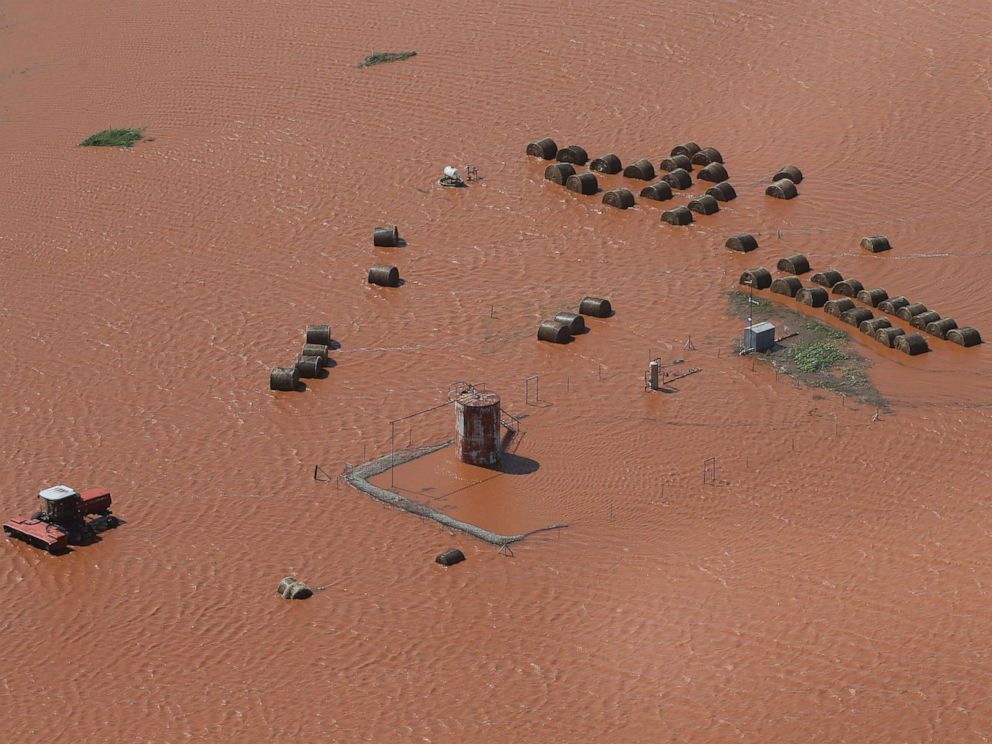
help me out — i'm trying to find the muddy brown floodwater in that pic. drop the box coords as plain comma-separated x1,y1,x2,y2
2,0,992,741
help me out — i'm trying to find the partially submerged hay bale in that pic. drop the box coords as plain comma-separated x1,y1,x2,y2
897,302,929,320
706,182,737,201
796,286,828,307
698,162,729,182
832,279,864,297
295,355,324,378
824,298,856,317
270,367,299,392
877,296,910,314
544,163,576,184
661,205,693,225
373,225,400,247
861,236,891,253
739,267,772,289
565,172,598,195
639,181,674,201
623,159,655,180
842,308,874,326
875,326,906,347
554,312,586,334
925,318,958,339
579,296,612,317
277,577,296,596
688,194,719,215
660,154,692,172
690,147,723,165
368,264,400,287
661,168,692,189
859,317,891,335
856,288,889,307
436,548,465,566
947,327,982,347
726,233,758,252
589,153,623,174
895,332,930,355
670,142,701,158
770,276,803,297
285,581,313,600
301,343,329,362
910,311,941,329
538,320,570,344
603,188,635,209
811,269,843,288
766,179,798,199
305,324,332,345
773,165,804,184
776,254,810,275
556,145,588,164
526,138,558,159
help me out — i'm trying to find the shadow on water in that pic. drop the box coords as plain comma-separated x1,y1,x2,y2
492,453,540,475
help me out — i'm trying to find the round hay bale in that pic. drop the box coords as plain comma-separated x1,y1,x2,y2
947,327,982,347
526,138,557,159
286,581,313,600
565,172,598,195
373,225,400,247
811,269,843,288
436,548,465,567
925,318,958,339
824,298,856,317
726,233,758,252
842,307,874,327
537,320,571,344
773,166,803,184
277,576,296,597
295,355,323,378
911,311,941,330
739,267,772,289
776,254,810,275
579,296,612,317
856,288,889,307
661,168,692,189
556,145,588,165
875,326,906,347
832,279,864,297
544,163,576,184
895,332,929,355
368,264,400,287
661,205,693,225
766,179,798,199
603,188,635,209
623,159,656,180
690,147,724,166
589,153,623,174
796,286,828,307
877,296,910,314
660,154,692,172
770,276,803,297
554,312,586,334
670,142,701,158
896,302,929,320
698,162,729,182
688,194,719,215
859,317,891,335
639,181,674,201
861,236,891,253
301,343,329,362
706,182,737,201
305,324,331,345
270,367,299,392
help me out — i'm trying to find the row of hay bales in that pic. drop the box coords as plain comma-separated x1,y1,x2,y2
766,166,803,200
538,297,612,344
270,325,333,391
726,235,892,257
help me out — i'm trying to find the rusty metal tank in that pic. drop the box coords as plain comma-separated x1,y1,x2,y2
455,391,501,466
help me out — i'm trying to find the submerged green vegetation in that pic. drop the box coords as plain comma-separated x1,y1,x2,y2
789,341,846,373
79,128,144,148
357,51,417,68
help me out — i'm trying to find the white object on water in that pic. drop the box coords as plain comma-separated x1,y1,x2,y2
443,165,460,180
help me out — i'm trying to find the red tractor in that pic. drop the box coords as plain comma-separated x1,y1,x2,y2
3,485,119,553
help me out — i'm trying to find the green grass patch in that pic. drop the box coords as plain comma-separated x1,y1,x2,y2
789,342,846,373
802,319,847,341
79,128,144,148
358,51,417,68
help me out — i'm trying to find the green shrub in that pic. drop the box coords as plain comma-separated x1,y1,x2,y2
79,128,144,147
358,51,417,68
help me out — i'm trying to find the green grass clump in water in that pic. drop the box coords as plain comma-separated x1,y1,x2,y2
357,51,417,68
79,128,144,147
789,341,846,373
